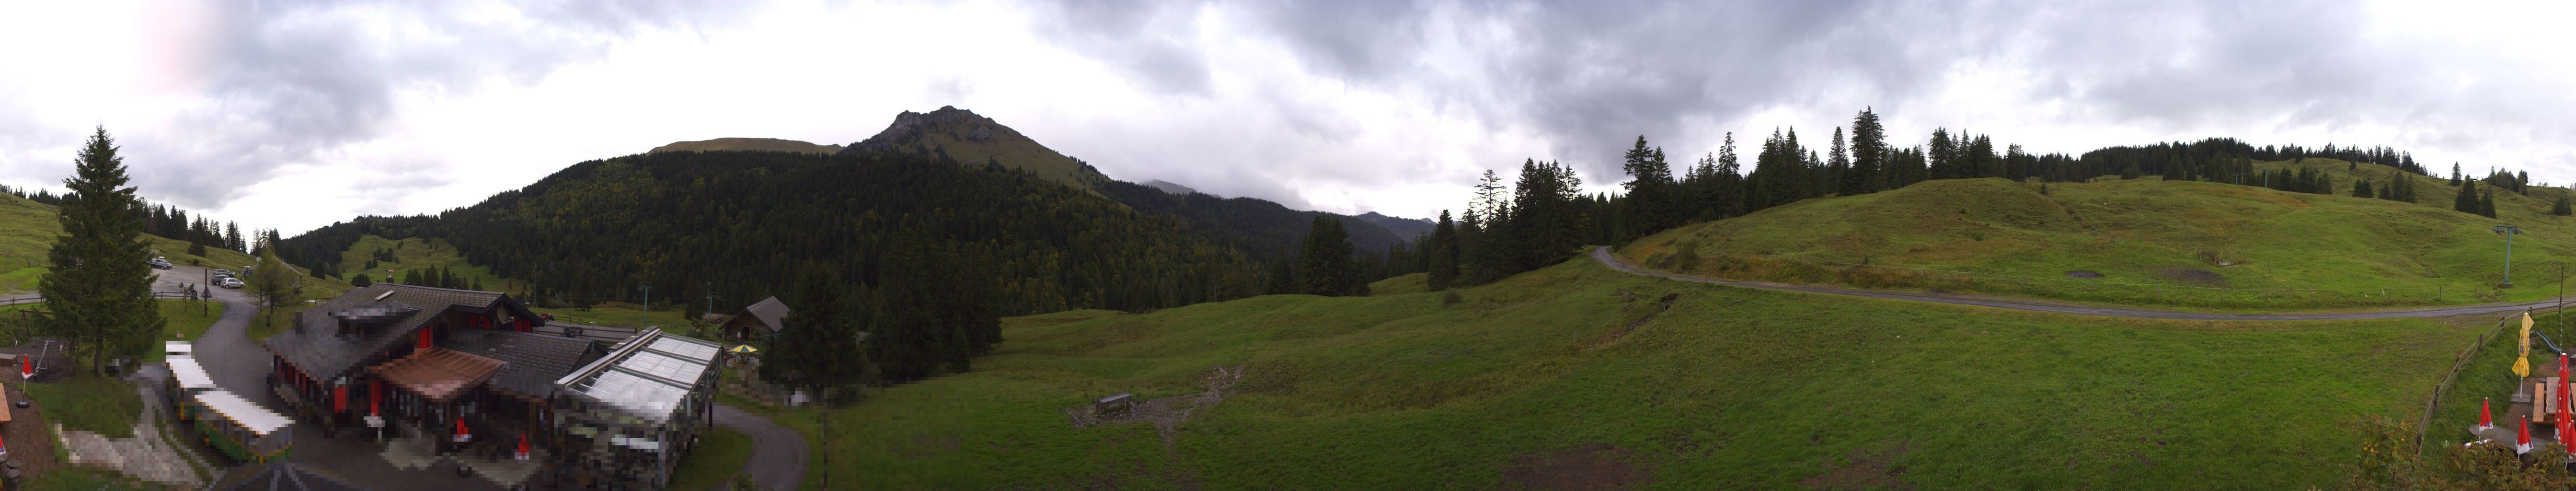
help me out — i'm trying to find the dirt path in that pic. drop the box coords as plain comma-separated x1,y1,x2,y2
1591,246,2565,321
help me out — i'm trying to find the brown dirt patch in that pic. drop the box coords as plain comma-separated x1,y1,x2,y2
2063,270,2104,279
1064,365,1245,450
1500,443,1651,491
2151,267,2227,286
3,382,61,480
1799,440,1911,491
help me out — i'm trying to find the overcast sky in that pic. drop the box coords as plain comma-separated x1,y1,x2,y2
2,0,2573,234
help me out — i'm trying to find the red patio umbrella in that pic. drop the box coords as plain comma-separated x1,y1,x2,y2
2481,397,2495,431
2521,418,2536,454
516,434,529,461
455,418,471,443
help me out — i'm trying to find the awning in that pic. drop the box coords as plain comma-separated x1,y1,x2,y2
367,347,507,402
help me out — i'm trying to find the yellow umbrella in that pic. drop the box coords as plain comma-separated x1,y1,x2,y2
2516,311,2534,377
728,345,759,354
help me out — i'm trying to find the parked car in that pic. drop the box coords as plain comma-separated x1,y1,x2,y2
149,257,172,269
218,278,244,289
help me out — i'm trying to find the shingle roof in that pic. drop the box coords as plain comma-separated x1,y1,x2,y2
217,463,372,491
264,283,507,379
438,328,606,399
738,296,790,333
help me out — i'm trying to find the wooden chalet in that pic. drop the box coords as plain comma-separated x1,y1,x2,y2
720,296,789,341
263,283,604,453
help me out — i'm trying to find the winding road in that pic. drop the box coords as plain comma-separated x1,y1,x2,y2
1591,246,2567,321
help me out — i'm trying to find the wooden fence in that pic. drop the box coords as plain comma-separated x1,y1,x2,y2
2416,304,2571,454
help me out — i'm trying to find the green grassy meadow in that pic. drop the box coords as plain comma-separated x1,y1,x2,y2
1624,161,2576,310
788,257,2473,489
529,304,696,330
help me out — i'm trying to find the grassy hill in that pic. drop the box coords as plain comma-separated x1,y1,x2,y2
1620,162,2576,310
757,256,2470,490
647,138,842,155
0,192,258,292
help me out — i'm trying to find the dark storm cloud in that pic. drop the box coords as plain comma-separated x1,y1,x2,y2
128,0,757,210
1025,0,2531,185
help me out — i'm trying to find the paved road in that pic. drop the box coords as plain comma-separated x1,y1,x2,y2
713,404,810,491
156,266,276,405
1591,246,2569,321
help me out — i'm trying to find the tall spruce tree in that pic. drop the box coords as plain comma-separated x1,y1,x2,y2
773,267,868,387
2456,181,2479,214
1425,210,1460,291
2480,186,2498,218
1847,108,1886,193
1296,215,1362,296
40,128,165,375
2555,195,2572,216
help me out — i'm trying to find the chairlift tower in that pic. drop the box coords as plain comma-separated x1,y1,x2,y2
2496,224,2522,287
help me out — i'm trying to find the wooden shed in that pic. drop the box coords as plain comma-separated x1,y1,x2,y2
721,296,790,341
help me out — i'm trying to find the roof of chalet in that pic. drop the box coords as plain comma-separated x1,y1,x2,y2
733,296,790,333
367,347,507,401
437,328,607,399
264,284,513,379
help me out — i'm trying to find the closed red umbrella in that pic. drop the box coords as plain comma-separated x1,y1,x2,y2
516,434,529,461
2521,418,2536,454
2481,397,2495,431
455,418,471,443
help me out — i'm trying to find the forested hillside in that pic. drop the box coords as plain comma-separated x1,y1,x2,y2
275,151,1268,316
838,106,1426,263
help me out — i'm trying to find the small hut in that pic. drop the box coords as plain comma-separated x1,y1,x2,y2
719,296,790,341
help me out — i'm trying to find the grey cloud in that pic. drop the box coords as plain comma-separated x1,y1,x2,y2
1025,1,1215,95
126,0,757,211
1028,0,2576,192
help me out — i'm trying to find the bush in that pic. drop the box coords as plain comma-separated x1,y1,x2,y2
1440,291,1462,307
350,274,371,287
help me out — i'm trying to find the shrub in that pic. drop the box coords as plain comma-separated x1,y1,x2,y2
1440,290,1462,307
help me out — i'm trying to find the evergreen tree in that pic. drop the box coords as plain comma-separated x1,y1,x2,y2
2451,163,2463,187
772,268,868,387
2555,195,2572,217
1617,136,1675,242
2120,163,2141,180
1847,108,1886,193
2352,178,2373,198
2481,186,2498,218
188,241,206,257
2456,181,2479,213
351,273,372,287
38,128,164,374
1826,127,1850,193
1710,134,1745,218
1928,128,1955,179
1425,210,1460,291
224,221,244,252
1295,215,1363,296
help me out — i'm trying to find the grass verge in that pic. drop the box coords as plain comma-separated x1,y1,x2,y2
668,426,756,491
24,375,141,439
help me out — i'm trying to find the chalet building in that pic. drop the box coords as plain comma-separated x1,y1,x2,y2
719,296,789,341
263,283,723,489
